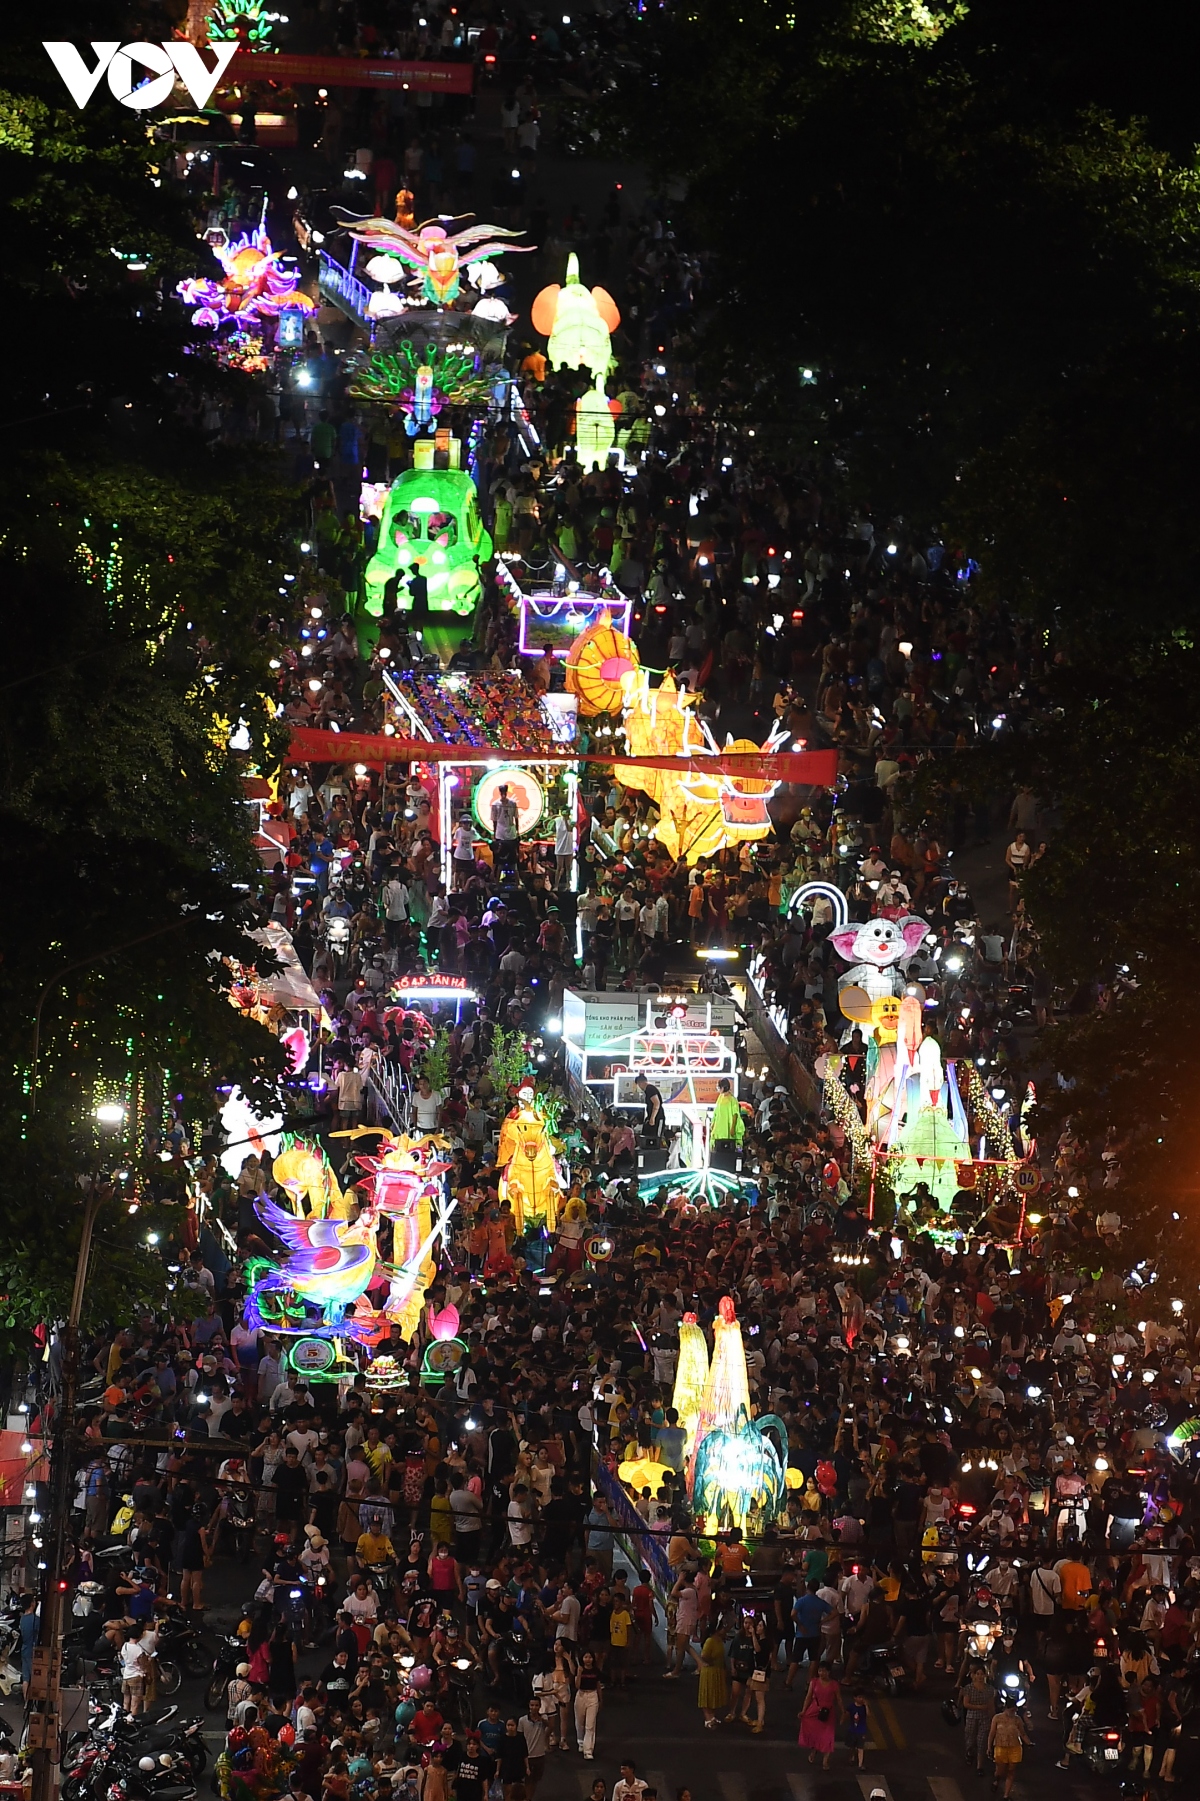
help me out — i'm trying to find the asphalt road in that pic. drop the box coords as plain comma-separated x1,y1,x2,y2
522,1666,1097,1801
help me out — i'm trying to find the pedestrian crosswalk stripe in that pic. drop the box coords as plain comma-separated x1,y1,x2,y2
863,1702,886,1750
786,1774,816,1801
575,1774,594,1797
644,1771,670,1799
928,1780,965,1801
716,1774,748,1801
878,1699,907,1750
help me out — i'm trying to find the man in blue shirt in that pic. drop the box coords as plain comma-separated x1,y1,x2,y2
786,1579,831,1687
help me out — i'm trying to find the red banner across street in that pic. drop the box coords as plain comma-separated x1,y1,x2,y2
225,53,474,93
287,728,839,786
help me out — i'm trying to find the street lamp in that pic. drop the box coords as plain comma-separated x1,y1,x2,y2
94,1103,125,1128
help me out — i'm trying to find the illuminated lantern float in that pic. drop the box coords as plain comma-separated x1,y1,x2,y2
343,214,533,309
565,612,640,716
244,1131,455,1346
533,254,621,465
532,254,620,384
566,626,787,864
364,469,493,616
494,1081,565,1234
687,1298,788,1532
671,1312,711,1457
178,225,316,331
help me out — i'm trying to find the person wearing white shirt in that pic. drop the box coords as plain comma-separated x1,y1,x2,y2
287,1425,319,1464
270,1376,313,1414
256,1351,283,1407
553,812,575,887
839,1570,872,1618
612,1772,646,1801
412,1078,444,1132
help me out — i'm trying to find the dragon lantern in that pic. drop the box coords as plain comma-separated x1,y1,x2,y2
177,225,316,330
245,1131,454,1345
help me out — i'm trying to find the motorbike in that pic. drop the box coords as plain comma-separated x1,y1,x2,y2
995,1670,1032,1722
493,1623,533,1705
1081,1723,1126,1776
110,1709,207,1776
72,1580,108,1621
439,1651,480,1729
219,1489,257,1563
64,1708,205,1800
858,1641,907,1696
103,1763,196,1801
204,1634,249,1712
152,1613,212,1684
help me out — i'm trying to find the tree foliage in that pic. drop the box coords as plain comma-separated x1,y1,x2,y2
0,7,301,1329
616,0,1200,509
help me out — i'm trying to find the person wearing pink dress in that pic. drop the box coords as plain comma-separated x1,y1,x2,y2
797,1664,842,1768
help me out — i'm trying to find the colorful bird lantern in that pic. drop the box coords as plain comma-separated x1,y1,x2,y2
342,214,533,309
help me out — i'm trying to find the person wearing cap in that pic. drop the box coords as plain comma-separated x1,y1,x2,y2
225,1662,253,1725
300,1528,330,1584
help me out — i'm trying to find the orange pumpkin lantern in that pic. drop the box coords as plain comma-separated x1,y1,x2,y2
565,612,640,716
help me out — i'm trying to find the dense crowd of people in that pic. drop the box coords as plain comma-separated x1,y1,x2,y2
58,1083,1200,1801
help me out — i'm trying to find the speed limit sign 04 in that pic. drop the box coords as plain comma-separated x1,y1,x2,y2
1012,1165,1041,1193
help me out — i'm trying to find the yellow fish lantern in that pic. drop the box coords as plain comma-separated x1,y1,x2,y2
565,612,640,716
672,736,779,863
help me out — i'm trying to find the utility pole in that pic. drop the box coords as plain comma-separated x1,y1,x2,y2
27,1178,107,1801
